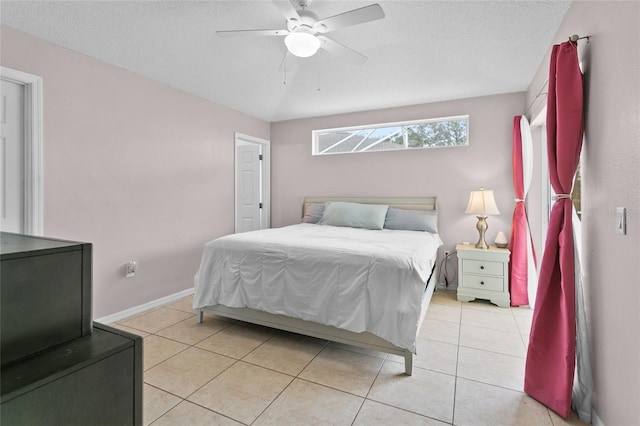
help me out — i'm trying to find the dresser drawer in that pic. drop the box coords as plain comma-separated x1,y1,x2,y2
462,259,504,276
462,274,504,292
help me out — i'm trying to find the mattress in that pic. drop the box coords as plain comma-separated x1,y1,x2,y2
193,223,442,352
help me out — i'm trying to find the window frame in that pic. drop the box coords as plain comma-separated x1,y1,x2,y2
312,115,469,156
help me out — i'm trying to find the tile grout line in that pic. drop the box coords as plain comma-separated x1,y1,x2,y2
143,314,254,424
140,313,240,372
147,295,547,425
139,299,340,424
181,326,333,424
353,350,389,424
248,339,333,425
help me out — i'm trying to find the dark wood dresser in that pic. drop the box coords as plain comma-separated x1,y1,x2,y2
1,232,142,425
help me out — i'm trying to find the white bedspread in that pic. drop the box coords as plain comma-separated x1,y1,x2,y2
193,223,442,352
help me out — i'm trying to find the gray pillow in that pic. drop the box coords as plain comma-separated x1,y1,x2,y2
302,202,325,224
318,202,389,230
384,208,438,233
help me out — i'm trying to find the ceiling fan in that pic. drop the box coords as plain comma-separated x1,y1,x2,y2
216,0,385,64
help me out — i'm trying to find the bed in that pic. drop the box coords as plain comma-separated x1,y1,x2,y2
193,196,441,375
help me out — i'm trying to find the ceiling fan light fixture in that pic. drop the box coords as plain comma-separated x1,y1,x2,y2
284,31,321,58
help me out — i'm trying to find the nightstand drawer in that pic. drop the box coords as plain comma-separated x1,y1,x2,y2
462,274,504,291
462,259,504,276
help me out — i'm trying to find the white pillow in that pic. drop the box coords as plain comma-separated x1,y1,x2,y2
318,202,388,230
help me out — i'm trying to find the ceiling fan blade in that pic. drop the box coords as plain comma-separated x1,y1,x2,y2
272,0,301,22
314,4,385,33
216,29,289,37
317,36,367,65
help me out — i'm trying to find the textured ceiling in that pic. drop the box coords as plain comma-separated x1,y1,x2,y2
0,1,571,122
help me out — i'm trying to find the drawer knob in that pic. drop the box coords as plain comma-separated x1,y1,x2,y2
480,281,485,285
480,265,485,270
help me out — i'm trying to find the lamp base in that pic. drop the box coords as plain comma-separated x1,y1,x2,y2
475,216,489,249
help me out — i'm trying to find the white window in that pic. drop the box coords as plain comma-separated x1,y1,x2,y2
312,115,469,156
541,124,582,222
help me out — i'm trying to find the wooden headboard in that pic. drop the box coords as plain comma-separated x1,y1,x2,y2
302,196,438,217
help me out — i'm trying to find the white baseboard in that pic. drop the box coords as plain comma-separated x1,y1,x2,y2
95,288,195,325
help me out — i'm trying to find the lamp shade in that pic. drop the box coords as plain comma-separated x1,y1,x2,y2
465,188,500,216
285,31,321,58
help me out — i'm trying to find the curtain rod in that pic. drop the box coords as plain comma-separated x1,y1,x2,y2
523,34,590,116
524,87,547,117
569,34,590,43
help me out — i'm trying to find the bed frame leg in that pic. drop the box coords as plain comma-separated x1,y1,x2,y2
196,309,203,324
404,351,413,376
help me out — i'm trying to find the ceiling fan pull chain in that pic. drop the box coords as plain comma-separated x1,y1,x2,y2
280,52,288,85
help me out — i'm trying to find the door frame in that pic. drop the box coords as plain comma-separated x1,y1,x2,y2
234,132,270,232
1,66,43,235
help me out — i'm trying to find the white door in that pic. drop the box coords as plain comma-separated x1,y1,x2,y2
234,133,270,233
0,79,25,233
236,144,262,233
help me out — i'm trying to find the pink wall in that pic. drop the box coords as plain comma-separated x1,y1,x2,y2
270,92,525,278
525,2,640,424
0,26,270,318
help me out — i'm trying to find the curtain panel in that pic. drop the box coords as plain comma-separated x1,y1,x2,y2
509,115,537,307
524,40,583,418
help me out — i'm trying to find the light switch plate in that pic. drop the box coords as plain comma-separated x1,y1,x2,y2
616,207,626,235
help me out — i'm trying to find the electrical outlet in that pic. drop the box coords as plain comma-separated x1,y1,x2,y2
125,260,137,278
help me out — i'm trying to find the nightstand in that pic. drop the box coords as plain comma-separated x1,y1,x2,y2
456,243,510,307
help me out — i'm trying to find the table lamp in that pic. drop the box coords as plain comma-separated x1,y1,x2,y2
465,188,500,249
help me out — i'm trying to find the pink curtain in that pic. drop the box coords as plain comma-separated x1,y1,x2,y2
509,116,537,306
524,41,583,418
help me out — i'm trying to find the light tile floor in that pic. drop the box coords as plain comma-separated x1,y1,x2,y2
111,290,588,426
